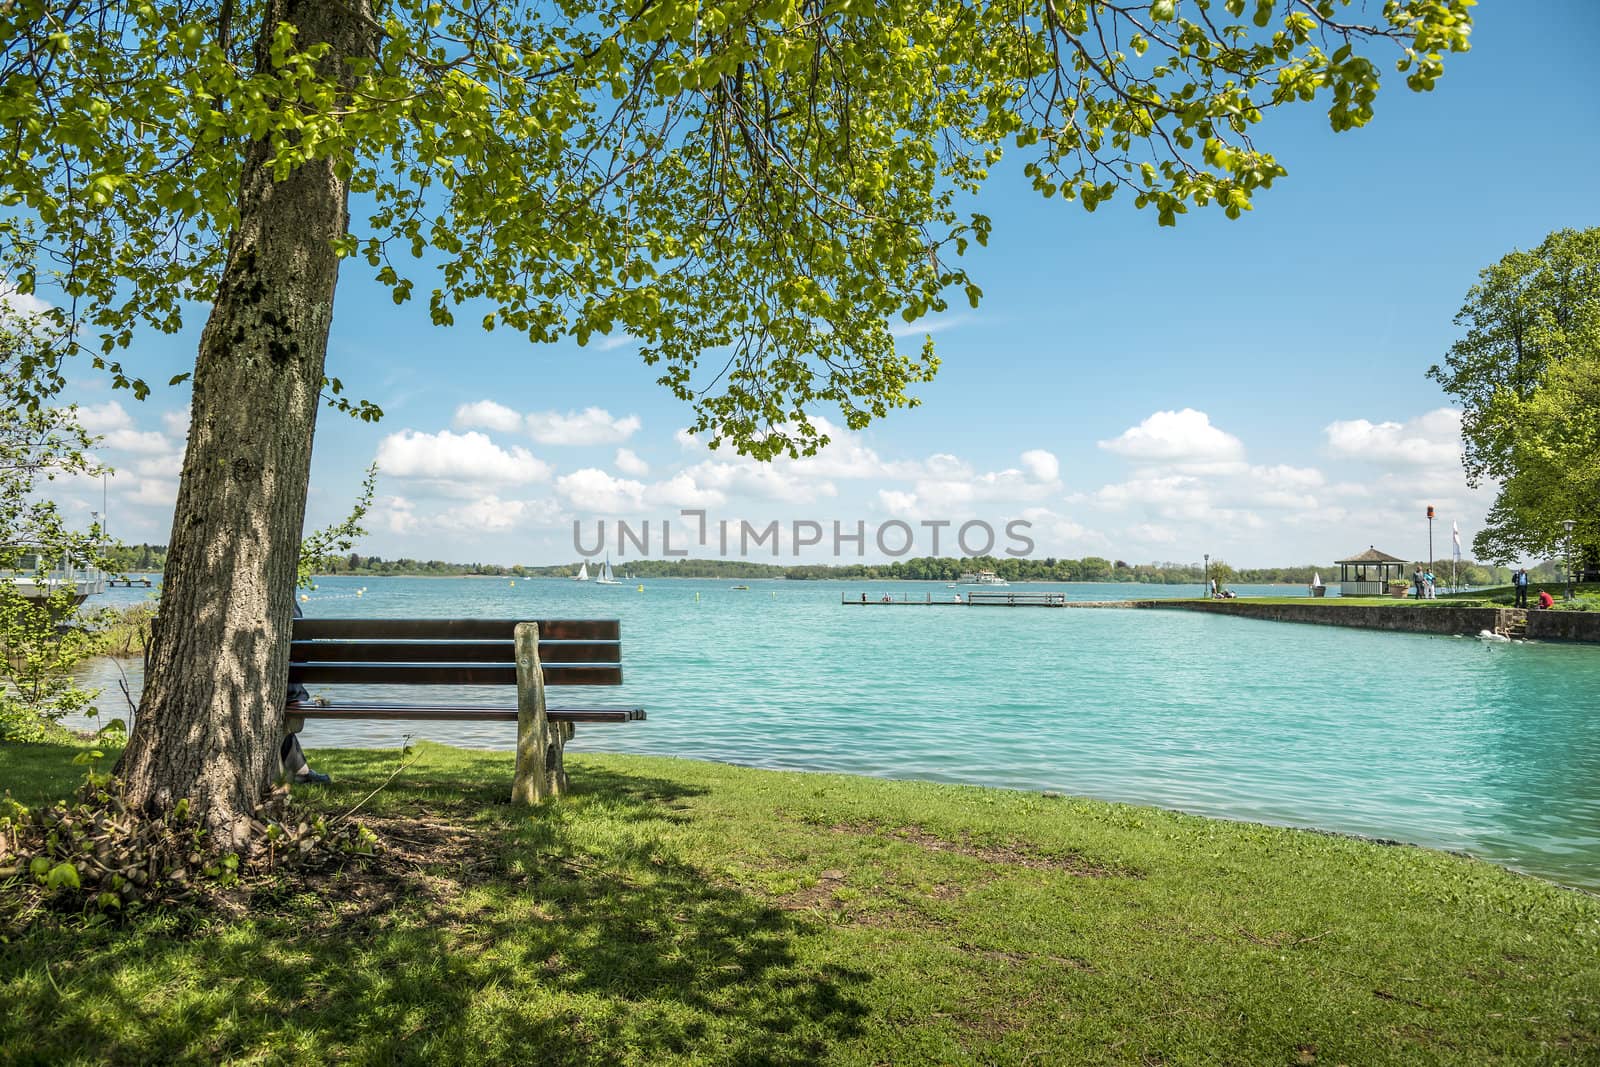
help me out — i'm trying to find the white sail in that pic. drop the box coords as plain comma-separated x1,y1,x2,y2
574,561,590,581
596,555,622,584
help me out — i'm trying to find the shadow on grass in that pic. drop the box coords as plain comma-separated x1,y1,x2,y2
0,752,872,1065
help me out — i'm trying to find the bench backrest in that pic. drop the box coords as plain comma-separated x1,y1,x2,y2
288,618,622,687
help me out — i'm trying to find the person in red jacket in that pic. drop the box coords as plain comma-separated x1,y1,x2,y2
1537,589,1555,609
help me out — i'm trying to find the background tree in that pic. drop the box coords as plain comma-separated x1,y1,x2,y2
1428,227,1600,567
2,0,1472,835
0,309,111,740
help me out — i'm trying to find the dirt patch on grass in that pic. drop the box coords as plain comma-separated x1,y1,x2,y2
263,806,492,928
827,821,1135,878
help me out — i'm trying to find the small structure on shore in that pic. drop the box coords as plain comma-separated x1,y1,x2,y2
1335,546,1408,596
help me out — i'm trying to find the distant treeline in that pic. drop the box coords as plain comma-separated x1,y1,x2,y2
104,546,1514,586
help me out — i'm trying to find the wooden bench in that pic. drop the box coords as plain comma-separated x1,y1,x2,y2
286,618,643,803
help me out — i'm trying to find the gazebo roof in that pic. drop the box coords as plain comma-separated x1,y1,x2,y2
1336,545,1408,565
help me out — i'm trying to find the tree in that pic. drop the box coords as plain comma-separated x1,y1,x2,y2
1428,228,1600,566
3,0,1472,836
0,310,109,740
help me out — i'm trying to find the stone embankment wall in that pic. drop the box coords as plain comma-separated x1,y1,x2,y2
1524,610,1600,643
1138,600,1600,644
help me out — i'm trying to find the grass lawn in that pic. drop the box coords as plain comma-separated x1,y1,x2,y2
1440,582,1600,610
3,741,1597,1065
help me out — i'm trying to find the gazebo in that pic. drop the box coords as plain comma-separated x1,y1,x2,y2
1335,546,1409,596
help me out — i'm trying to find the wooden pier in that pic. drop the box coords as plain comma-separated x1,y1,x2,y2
843,591,1067,608
108,577,154,588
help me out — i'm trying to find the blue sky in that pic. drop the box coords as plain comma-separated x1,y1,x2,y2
46,1,1600,567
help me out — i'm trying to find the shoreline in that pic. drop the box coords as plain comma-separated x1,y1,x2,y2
1139,598,1600,644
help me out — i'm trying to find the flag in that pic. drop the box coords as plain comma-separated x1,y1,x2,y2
1452,521,1462,560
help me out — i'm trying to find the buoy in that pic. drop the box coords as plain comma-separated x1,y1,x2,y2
695,592,700,602
299,593,309,602
637,584,644,592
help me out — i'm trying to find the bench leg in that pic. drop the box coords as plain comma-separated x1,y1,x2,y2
512,623,566,804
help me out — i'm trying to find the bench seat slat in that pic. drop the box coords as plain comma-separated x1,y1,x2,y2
288,664,621,686
292,618,617,641
287,702,645,723
289,639,619,665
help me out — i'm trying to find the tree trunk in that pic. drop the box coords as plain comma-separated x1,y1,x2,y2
116,0,374,844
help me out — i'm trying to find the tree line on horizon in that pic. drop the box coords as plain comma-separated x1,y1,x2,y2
102,545,1516,587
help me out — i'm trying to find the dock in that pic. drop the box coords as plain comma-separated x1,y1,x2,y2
843,591,1068,608
108,577,154,588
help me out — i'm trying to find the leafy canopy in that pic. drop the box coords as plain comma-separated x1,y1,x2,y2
2,0,1471,457
1428,227,1600,563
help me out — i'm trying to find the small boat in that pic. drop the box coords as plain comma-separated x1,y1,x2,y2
731,584,750,591
573,561,590,581
596,556,622,585
961,570,1009,587
4,555,106,606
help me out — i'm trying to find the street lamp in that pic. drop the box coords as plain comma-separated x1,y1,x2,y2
1563,519,1576,601
1426,505,1435,579
1203,553,1210,598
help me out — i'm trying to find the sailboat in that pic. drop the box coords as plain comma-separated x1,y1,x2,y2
573,561,590,581
596,556,622,585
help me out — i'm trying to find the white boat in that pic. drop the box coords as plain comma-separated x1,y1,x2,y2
961,570,1009,587
4,555,106,605
596,557,622,585
573,561,590,581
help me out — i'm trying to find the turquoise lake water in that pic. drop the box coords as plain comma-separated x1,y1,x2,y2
74,575,1600,889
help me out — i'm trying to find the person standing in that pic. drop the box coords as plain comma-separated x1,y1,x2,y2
1413,566,1424,599
1424,569,1436,599
1513,567,1529,608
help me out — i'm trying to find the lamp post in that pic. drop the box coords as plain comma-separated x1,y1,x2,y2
1203,553,1209,599
1426,505,1435,579
1563,519,1576,601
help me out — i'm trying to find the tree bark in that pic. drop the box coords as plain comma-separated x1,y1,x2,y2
116,0,375,843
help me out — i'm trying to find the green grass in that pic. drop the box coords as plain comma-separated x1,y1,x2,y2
3,741,1598,1065
1164,596,1495,607
1441,581,1600,611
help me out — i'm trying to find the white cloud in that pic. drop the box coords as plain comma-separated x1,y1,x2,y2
682,459,829,504
556,469,649,513
454,399,524,434
1020,449,1060,483
674,428,701,450
1019,507,1104,550
1098,409,1245,463
1126,522,1181,545
1092,474,1207,514
76,401,134,434
877,489,919,517
0,282,52,317
128,477,178,508
378,495,418,534
648,472,724,508
1324,408,1462,468
161,406,191,439
134,453,184,478
614,448,650,477
375,429,551,485
438,495,535,532
526,407,641,446
888,312,972,339
103,429,172,455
